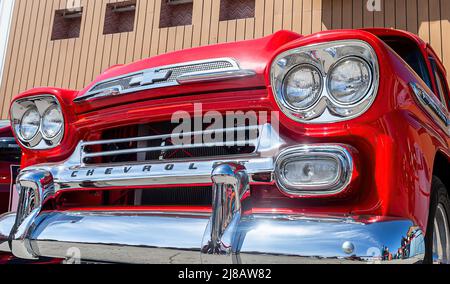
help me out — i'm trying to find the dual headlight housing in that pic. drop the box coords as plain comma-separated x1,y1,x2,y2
271,40,379,123
10,95,64,149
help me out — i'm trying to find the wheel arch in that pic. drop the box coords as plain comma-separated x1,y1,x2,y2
433,150,450,195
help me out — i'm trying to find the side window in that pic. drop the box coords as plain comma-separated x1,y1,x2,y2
430,58,450,110
381,37,433,90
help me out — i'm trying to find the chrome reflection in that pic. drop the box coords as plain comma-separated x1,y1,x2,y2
10,170,55,259
201,163,249,262
0,207,426,264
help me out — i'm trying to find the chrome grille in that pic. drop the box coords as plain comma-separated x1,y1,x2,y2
81,123,261,165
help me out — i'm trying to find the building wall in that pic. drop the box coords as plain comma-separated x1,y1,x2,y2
1,0,449,119
0,0,15,99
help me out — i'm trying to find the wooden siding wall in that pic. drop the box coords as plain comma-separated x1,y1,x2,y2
1,0,450,118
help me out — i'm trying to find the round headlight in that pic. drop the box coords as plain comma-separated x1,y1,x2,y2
42,105,63,139
282,64,323,110
19,107,40,141
328,57,372,104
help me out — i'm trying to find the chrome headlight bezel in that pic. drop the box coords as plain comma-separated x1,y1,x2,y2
11,95,64,149
274,145,353,197
271,40,379,123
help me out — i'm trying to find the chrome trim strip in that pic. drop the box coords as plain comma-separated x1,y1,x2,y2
410,82,450,134
0,210,425,264
176,69,256,84
74,58,251,102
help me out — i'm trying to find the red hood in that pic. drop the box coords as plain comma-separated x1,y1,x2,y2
73,30,301,113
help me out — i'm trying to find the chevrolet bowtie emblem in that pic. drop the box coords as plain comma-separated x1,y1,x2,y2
130,69,172,86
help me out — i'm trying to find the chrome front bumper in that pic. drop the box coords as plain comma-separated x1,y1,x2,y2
0,210,425,264
0,163,425,264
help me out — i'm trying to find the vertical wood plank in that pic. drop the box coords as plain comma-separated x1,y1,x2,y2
342,0,352,29
264,0,275,36
273,0,284,32
283,0,293,30
363,0,374,28
311,0,322,33
332,0,342,29
166,26,177,52
25,0,47,90
33,0,53,86
352,0,363,29
302,0,312,34
395,0,407,30
201,0,212,45
236,19,247,41
77,0,96,89
10,0,36,101
174,25,185,51
217,21,227,43
82,0,103,86
150,0,161,56
292,0,303,33
245,18,255,40
133,0,148,60
209,0,220,44
92,0,110,80
183,25,193,49
405,0,418,33
191,0,203,47
142,0,156,58
158,27,168,54
116,32,129,64
429,0,442,58
418,0,430,42
384,0,396,28
254,0,265,37
226,19,237,42
373,0,385,27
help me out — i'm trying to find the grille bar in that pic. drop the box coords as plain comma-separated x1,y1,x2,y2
83,140,259,159
82,125,260,146
81,124,262,164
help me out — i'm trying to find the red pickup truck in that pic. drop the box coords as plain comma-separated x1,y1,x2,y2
0,28,449,264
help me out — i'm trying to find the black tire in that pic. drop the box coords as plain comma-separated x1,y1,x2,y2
424,176,450,264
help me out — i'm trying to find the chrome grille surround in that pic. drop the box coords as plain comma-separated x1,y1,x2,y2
75,58,255,102
18,124,283,192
